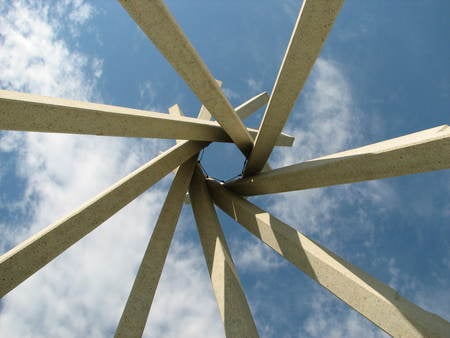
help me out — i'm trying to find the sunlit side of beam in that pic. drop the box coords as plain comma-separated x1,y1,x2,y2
243,0,344,175
114,157,197,338
118,0,254,154
0,141,207,297
207,181,450,337
189,167,259,338
235,92,269,121
228,125,450,195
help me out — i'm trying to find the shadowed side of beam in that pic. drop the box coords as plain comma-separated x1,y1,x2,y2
0,90,230,141
0,141,207,297
118,0,254,153
189,167,259,338
114,157,197,338
243,0,344,175
229,125,450,195
208,181,450,337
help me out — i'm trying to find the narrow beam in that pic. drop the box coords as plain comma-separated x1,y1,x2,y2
0,141,207,297
118,0,254,154
228,125,450,195
235,92,269,121
0,90,229,142
115,157,197,338
189,167,259,338
207,181,450,337
243,0,344,175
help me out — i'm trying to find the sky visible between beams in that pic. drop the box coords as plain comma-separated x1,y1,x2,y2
0,1,449,337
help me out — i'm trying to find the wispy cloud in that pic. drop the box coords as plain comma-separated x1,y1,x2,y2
0,2,223,337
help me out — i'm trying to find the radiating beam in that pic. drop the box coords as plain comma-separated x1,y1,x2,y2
0,89,294,146
235,92,269,121
207,180,450,337
189,167,259,338
118,0,254,154
115,157,197,338
228,125,450,195
243,0,344,175
0,141,207,297
0,90,229,142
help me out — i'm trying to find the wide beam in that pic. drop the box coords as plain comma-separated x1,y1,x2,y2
115,157,197,338
0,90,229,142
0,90,294,146
118,0,254,154
229,125,450,195
0,141,207,297
208,181,450,337
189,167,259,338
243,0,344,175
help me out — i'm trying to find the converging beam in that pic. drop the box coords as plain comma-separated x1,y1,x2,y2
189,167,259,338
115,157,197,338
0,141,207,297
228,125,450,195
0,89,294,146
207,181,450,337
118,0,254,154
0,90,229,142
243,0,344,176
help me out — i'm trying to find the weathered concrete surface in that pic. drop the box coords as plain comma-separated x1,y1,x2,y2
0,89,230,142
229,125,450,195
243,0,345,176
115,157,197,338
0,141,207,297
118,0,254,154
207,180,450,337
0,89,294,147
189,167,259,338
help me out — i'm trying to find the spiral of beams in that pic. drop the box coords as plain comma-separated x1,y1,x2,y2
1,0,449,337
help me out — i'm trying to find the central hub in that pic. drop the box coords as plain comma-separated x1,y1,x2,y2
199,142,246,182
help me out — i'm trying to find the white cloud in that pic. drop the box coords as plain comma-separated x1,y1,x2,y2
0,2,223,337
268,58,395,247
231,236,286,273
301,292,387,338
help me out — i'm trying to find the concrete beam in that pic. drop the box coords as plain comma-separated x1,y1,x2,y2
0,89,293,147
118,0,254,154
197,79,223,121
115,157,197,338
0,90,230,142
189,167,259,338
207,180,450,337
228,125,450,195
235,92,269,121
243,0,344,176
0,141,207,297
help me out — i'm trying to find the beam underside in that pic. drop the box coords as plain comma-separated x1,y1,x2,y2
0,141,207,297
243,0,344,175
228,125,450,195
208,181,450,337
118,0,254,154
190,167,259,338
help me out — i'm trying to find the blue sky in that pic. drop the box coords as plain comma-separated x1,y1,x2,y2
0,1,449,337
